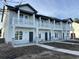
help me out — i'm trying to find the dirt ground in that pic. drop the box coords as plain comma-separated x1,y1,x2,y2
0,43,79,59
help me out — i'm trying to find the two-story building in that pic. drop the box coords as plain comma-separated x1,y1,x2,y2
1,4,72,46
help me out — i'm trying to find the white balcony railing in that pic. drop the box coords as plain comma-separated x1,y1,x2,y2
14,18,34,27
13,18,71,30
54,24,62,30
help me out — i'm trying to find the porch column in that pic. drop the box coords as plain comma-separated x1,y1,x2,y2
17,9,20,24
53,20,55,40
36,25,39,43
12,17,15,45
33,14,35,26
61,21,63,40
66,22,68,40
39,17,42,27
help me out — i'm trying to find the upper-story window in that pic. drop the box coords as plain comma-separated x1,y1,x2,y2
25,15,28,19
20,14,23,18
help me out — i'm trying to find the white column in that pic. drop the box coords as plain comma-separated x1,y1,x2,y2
39,17,42,27
53,20,55,40
12,17,15,45
66,22,68,40
18,10,20,24
61,21,63,40
33,14,35,26
36,24,39,43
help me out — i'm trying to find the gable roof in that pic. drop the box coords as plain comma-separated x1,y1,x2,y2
5,4,72,23
15,3,37,13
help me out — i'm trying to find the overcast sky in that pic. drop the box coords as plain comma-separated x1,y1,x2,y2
0,0,79,19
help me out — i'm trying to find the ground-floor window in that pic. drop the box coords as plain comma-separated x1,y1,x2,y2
63,33,64,39
49,32,51,40
15,31,23,40
55,33,58,38
39,34,41,38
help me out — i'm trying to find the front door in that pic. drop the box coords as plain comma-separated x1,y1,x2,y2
45,32,48,41
49,32,51,40
29,32,33,43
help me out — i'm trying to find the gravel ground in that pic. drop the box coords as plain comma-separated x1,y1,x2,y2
0,43,79,59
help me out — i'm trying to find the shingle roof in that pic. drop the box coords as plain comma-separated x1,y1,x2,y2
15,3,37,13
6,4,72,23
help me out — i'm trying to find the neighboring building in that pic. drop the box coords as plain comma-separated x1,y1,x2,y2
1,4,72,46
71,19,79,39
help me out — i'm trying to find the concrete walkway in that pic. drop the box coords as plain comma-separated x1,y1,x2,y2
55,41,79,45
36,44,79,56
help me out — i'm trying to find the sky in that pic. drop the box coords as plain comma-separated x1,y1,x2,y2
0,0,79,19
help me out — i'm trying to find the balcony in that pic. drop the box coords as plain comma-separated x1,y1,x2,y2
14,18,35,28
13,18,71,30
38,21,52,29
63,24,71,30
54,24,62,30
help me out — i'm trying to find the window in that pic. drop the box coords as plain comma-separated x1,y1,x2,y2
25,15,28,19
20,14,23,18
63,33,64,39
15,31,23,40
39,34,41,38
55,33,58,38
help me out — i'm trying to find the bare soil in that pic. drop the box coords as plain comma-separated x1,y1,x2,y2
0,43,79,59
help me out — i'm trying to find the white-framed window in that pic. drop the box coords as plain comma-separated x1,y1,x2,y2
55,33,58,38
20,13,23,18
25,15,28,19
15,31,23,40
39,34,41,38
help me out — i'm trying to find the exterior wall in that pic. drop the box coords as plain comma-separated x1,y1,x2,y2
38,29,50,42
2,6,72,45
13,27,35,45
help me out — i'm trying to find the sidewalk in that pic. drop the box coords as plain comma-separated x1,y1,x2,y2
36,44,79,56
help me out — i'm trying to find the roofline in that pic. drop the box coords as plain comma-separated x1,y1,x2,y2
15,3,37,13
6,5,71,22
